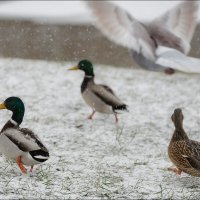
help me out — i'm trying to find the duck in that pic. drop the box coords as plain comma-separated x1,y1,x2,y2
68,60,128,122
86,1,200,74
168,108,200,177
0,97,49,174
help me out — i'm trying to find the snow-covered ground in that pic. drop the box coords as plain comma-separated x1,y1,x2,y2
0,1,199,24
0,58,200,199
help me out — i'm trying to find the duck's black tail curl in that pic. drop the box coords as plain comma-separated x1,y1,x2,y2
30,150,49,163
113,104,129,112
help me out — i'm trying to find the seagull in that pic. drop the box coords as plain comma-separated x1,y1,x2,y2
86,1,200,74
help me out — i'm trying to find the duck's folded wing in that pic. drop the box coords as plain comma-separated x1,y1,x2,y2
92,84,127,110
182,140,200,170
85,1,156,61
4,128,45,152
152,1,199,54
156,47,200,73
170,140,200,170
99,84,115,95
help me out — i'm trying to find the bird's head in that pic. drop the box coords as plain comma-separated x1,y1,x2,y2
0,97,25,125
68,60,94,76
171,108,184,129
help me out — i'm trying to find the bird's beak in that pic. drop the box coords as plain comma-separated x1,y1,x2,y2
0,103,6,110
68,65,79,70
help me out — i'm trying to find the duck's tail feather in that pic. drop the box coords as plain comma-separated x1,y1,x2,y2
29,149,49,163
113,104,129,113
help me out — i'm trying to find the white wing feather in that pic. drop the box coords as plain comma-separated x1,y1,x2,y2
156,47,200,73
86,1,156,61
153,1,199,54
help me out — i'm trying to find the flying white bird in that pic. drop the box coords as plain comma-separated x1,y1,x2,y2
86,1,200,74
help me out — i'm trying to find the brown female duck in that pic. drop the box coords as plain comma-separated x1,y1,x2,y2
168,108,200,176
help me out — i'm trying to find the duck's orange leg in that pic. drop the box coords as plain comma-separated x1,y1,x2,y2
114,114,118,123
168,166,182,175
88,111,95,120
16,156,27,174
30,165,34,173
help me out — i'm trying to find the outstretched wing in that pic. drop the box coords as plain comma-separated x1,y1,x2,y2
152,1,199,54
86,1,156,61
156,47,200,73
130,50,169,73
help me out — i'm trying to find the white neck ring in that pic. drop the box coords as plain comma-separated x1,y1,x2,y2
10,119,18,126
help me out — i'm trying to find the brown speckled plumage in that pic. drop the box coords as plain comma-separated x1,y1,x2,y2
168,108,200,176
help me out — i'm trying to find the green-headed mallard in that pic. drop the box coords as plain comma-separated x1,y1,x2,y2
69,60,128,122
168,108,200,176
0,97,49,174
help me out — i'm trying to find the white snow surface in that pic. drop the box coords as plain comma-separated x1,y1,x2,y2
0,58,200,198
0,1,199,24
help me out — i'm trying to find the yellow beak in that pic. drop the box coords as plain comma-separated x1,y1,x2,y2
0,103,6,110
68,65,79,71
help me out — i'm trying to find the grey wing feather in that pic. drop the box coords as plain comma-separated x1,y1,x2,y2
130,50,168,72
92,84,126,108
4,128,46,152
99,84,115,95
146,24,186,54
152,1,199,54
20,128,48,151
85,1,156,61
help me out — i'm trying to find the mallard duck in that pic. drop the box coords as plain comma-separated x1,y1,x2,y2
168,108,200,176
0,97,49,174
68,60,128,122
86,1,200,74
